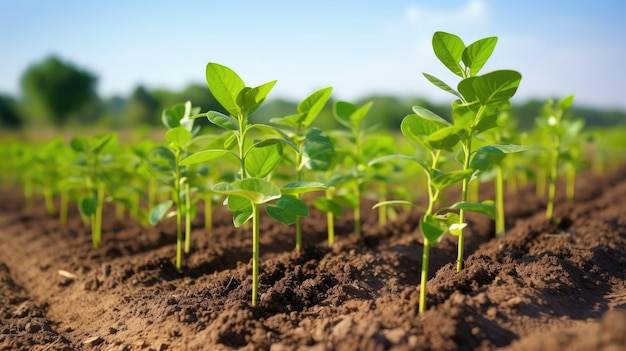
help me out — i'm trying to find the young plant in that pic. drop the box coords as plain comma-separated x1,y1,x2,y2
535,94,577,219
331,100,375,235
270,86,334,250
421,31,522,270
70,133,118,249
370,108,494,313
149,101,203,272
181,63,324,306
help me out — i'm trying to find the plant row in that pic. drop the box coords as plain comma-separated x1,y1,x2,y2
1,32,622,312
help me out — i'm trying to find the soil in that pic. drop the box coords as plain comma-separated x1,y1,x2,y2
1,166,626,351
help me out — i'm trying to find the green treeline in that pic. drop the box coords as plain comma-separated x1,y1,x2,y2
1,55,625,131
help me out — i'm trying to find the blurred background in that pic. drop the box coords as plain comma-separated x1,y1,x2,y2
1,0,625,134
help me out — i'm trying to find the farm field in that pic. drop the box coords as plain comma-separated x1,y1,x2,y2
1,165,626,350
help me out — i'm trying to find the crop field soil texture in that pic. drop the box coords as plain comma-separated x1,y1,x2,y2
1,165,626,350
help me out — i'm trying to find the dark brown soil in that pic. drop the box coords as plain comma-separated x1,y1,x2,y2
1,166,626,350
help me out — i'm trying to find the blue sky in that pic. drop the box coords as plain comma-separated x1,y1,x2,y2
1,0,625,109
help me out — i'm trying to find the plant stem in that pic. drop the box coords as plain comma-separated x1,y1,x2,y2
43,188,56,215
546,139,560,219
184,182,192,254
495,165,505,238
59,190,68,226
204,194,213,230
295,216,303,251
93,183,105,249
378,182,387,226
419,239,430,314
457,141,472,272
354,184,361,235
251,203,260,307
326,188,335,247
174,151,183,272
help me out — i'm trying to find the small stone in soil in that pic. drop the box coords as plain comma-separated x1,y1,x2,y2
83,335,104,346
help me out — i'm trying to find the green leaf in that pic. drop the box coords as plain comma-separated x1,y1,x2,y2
149,200,173,225
248,124,299,152
432,31,465,77
265,195,309,225
162,103,187,129
432,169,474,191
301,128,335,171
334,101,373,129
462,36,498,76
79,194,98,216
422,73,462,99
70,137,89,153
241,80,277,115
180,149,231,166
427,125,461,151
166,127,192,147
372,200,420,210
207,111,238,131
206,63,245,117
472,70,522,107
558,94,575,110
233,205,253,227
281,181,326,195
312,197,344,217
226,194,251,211
449,200,496,218
148,146,176,171
420,214,447,244
212,178,281,205
474,144,533,154
299,87,333,127
270,113,304,128
245,142,282,178
369,154,430,175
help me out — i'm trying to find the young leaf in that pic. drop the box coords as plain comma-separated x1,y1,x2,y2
432,31,466,77
474,144,533,154
166,127,192,147
206,63,245,117
462,36,498,77
471,70,522,107
312,197,344,217
334,101,373,129
299,87,333,127
149,200,173,225
281,181,326,195
162,103,187,129
79,195,98,216
207,111,238,131
422,73,462,99
179,149,232,166
372,200,421,209
558,94,575,110
421,214,448,244
241,80,278,115
427,125,461,151
432,169,474,191
265,195,309,225
301,128,334,171
213,178,281,205
449,200,496,218
233,206,253,227
245,142,283,178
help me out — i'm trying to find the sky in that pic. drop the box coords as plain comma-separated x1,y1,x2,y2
1,0,625,110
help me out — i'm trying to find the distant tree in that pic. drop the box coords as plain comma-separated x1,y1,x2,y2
0,94,22,129
21,56,97,126
124,85,160,126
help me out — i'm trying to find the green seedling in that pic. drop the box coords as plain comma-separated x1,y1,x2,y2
370,108,495,313
148,101,203,272
472,112,531,237
535,95,577,218
270,86,334,250
70,133,118,249
181,63,324,306
331,100,377,235
420,31,522,270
